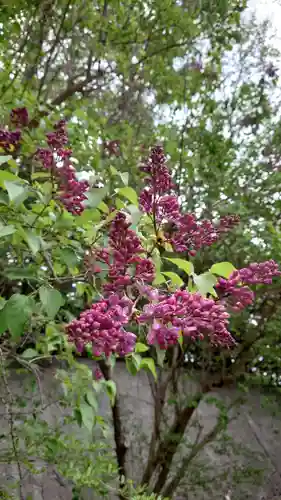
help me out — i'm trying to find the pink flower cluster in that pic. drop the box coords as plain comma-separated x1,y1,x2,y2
239,260,280,285
138,289,234,348
67,294,136,357
139,147,238,255
95,211,155,293
36,120,89,215
170,215,218,254
216,276,254,312
216,260,280,311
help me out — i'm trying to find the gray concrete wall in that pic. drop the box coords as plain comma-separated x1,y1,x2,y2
0,360,281,499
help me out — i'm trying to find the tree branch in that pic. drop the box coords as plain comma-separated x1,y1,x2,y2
98,359,127,499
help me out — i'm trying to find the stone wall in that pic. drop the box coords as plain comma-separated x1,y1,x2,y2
1,359,281,499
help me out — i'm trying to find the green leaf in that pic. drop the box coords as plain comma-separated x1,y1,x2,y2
60,248,78,269
3,294,33,339
119,172,129,185
0,192,8,205
4,267,38,280
85,390,98,411
178,330,183,349
76,208,101,225
0,309,7,335
140,357,157,380
4,181,29,205
127,204,142,227
210,262,236,278
126,356,139,376
39,286,65,319
105,380,116,406
110,167,129,185
85,186,108,208
193,272,218,297
164,258,194,275
79,403,94,431
23,231,41,255
156,346,166,367
0,155,12,165
117,186,138,206
0,224,16,238
152,272,166,285
135,342,149,353
0,170,23,188
162,271,184,286
98,200,109,213
21,348,39,359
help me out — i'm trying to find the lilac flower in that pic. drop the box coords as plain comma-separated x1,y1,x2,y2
217,215,240,234
239,260,280,285
10,107,29,128
216,275,254,312
216,260,280,312
67,295,136,357
94,212,155,293
36,130,89,215
171,214,218,254
46,120,68,149
0,129,21,152
138,290,234,347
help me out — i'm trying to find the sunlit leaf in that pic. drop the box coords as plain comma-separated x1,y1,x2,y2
0,155,12,165
210,261,236,278
193,272,217,297
117,186,138,206
162,271,184,286
165,258,194,275
135,342,149,353
140,357,157,380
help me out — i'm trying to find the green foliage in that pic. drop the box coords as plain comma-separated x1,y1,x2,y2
0,0,280,498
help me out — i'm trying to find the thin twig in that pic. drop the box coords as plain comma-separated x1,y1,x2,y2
0,348,24,500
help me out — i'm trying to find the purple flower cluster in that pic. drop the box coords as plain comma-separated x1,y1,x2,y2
216,260,280,311
139,147,238,256
10,107,29,128
46,119,68,149
138,289,234,348
140,146,174,196
217,214,240,234
170,215,218,254
239,260,280,285
56,149,89,216
66,294,136,357
36,121,89,215
95,211,155,293
0,108,29,153
0,130,21,153
216,276,254,312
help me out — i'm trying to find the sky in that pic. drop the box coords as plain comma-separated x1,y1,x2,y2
249,0,281,61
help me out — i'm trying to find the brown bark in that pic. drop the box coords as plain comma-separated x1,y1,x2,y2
98,360,127,498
